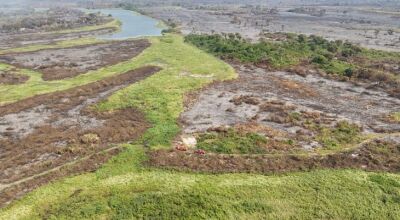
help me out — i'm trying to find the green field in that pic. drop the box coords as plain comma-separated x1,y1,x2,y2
2,146,400,219
1,34,400,219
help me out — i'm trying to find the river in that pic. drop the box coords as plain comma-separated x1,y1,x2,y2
84,9,163,40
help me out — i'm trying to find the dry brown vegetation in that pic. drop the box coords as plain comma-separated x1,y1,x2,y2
148,137,400,174
0,66,160,206
0,70,29,85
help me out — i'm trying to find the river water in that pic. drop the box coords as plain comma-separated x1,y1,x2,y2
84,9,163,40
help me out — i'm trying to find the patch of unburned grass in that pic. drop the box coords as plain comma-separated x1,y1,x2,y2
1,145,399,220
95,35,236,148
185,33,400,85
316,121,363,150
0,63,9,71
390,112,400,122
197,129,268,154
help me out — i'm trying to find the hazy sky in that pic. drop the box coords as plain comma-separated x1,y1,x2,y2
1,0,399,8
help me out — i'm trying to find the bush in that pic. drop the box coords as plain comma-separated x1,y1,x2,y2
341,43,361,58
344,68,354,77
311,55,328,64
297,34,307,43
317,121,362,150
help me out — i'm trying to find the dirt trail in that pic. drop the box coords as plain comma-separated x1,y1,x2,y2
0,66,161,206
0,146,120,192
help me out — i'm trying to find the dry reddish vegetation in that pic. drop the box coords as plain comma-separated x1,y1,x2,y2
0,71,29,85
0,147,122,208
0,66,161,206
148,138,400,174
0,39,151,81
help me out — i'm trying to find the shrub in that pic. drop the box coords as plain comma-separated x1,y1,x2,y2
311,54,328,64
196,129,268,154
344,68,354,77
80,133,100,144
355,68,375,80
317,121,362,150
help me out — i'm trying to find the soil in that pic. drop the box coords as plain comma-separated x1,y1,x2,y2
165,63,400,173
0,39,151,81
148,135,400,174
144,5,400,51
0,70,29,85
181,64,400,136
0,66,161,206
0,27,116,50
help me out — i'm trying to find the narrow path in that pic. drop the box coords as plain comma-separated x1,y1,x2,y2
0,146,120,192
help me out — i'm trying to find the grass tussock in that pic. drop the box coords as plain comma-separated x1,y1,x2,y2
316,121,362,150
196,129,268,154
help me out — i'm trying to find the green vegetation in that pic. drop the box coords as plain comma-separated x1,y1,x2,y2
390,112,400,122
185,33,360,70
1,34,400,219
0,63,11,73
196,129,268,154
95,35,235,148
185,33,400,85
0,36,234,105
1,145,400,219
316,121,362,150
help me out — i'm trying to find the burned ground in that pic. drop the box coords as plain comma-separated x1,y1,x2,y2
0,8,112,35
144,5,400,51
0,147,122,208
0,66,161,207
148,135,400,174
0,39,151,81
152,63,400,174
0,27,116,50
0,70,29,85
181,64,400,135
